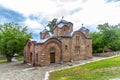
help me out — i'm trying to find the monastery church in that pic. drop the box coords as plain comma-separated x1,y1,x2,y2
24,19,92,66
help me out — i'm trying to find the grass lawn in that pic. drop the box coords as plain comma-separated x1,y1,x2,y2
50,56,120,80
16,57,24,61
0,59,7,63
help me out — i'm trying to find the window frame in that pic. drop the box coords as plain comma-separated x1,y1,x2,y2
76,36,80,44
75,46,80,55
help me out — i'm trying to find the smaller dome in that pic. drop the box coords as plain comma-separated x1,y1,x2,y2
57,20,69,24
57,20,72,28
57,23,64,28
41,28,49,33
80,27,89,31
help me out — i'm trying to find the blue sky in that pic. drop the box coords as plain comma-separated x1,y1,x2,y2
0,0,120,39
0,6,25,24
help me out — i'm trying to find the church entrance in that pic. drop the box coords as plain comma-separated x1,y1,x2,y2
50,47,55,63
30,53,32,62
50,52,55,63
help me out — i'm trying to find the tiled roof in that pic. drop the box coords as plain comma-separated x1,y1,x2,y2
57,20,70,28
30,38,49,44
57,20,69,24
80,27,89,31
57,23,65,28
41,28,49,33
36,38,49,43
30,33,55,44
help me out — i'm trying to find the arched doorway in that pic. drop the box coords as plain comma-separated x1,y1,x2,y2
50,47,55,63
30,52,32,62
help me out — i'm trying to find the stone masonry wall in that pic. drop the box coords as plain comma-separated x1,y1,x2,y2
61,37,71,62
24,21,92,66
71,31,87,61
37,39,61,66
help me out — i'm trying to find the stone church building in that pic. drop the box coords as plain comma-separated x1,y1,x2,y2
24,20,92,66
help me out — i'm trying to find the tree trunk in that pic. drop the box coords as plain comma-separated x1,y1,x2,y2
6,56,12,62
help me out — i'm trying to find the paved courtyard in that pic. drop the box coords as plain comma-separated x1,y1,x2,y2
0,57,107,80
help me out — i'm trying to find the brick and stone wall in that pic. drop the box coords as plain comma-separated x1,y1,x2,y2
61,37,71,62
37,38,61,66
71,31,87,61
54,23,73,36
24,20,92,67
40,32,50,39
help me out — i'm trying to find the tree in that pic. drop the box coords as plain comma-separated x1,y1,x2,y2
98,23,117,47
47,18,57,34
90,32,104,53
0,22,32,62
109,24,120,51
97,23,119,51
91,23,120,53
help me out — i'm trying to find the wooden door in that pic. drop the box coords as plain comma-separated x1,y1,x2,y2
30,53,32,62
50,52,55,63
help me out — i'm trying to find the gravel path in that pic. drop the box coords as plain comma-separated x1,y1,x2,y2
0,57,105,80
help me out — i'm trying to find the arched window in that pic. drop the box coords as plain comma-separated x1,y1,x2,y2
36,53,38,62
76,36,80,44
65,45,68,50
64,28,66,35
75,46,80,55
76,49,80,55
30,53,32,62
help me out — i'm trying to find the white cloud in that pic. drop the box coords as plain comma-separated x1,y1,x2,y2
25,19,41,28
64,0,120,30
0,0,120,33
24,19,43,33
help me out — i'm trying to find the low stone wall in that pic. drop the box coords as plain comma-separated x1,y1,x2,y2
0,56,6,59
93,51,120,57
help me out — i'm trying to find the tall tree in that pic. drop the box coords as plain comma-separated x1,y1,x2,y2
98,23,119,50
109,24,120,51
47,18,57,34
90,32,104,53
91,23,120,53
0,22,32,62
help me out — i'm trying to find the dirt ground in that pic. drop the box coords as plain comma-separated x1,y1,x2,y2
0,57,105,80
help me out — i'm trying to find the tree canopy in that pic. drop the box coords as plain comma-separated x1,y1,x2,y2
0,22,32,62
90,23,120,53
47,18,57,34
